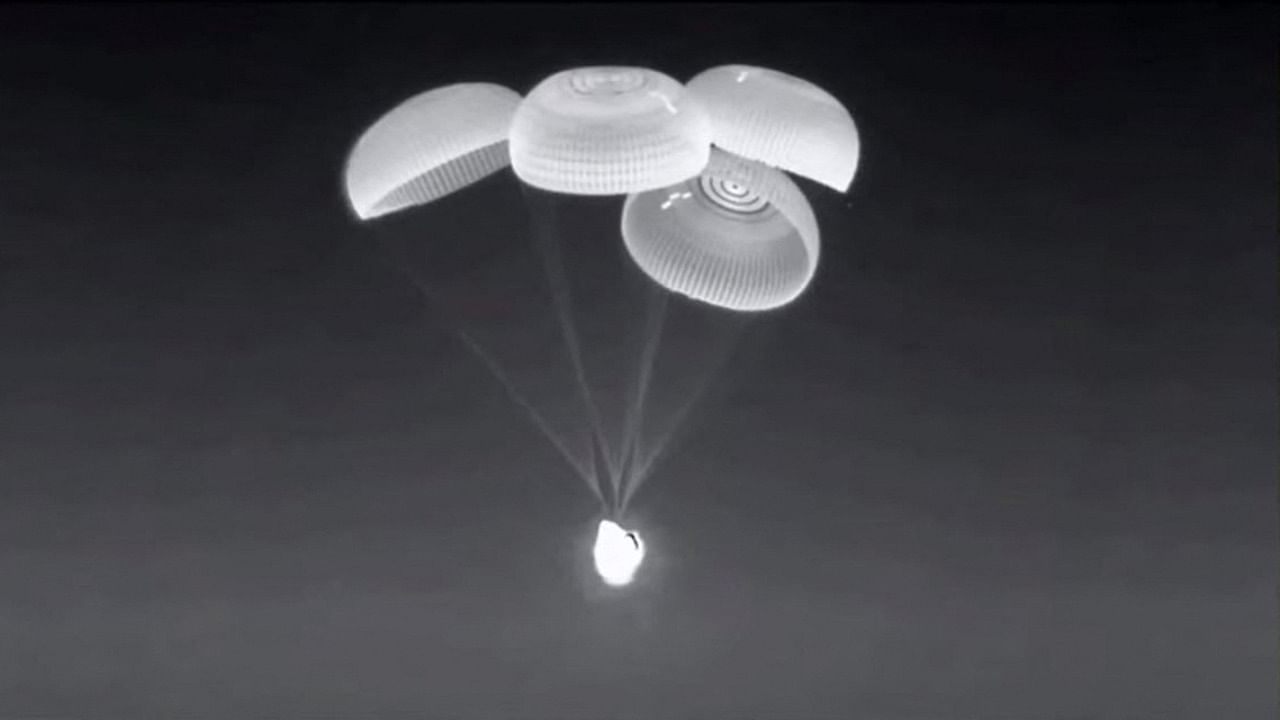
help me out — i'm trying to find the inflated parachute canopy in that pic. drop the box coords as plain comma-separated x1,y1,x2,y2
621,148,819,312
685,65,860,193
344,82,522,220
342,65,860,311
508,67,713,196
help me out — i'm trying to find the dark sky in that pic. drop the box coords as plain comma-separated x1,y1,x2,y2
1,4,1276,718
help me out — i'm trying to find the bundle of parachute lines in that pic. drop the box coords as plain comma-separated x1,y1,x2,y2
344,65,860,313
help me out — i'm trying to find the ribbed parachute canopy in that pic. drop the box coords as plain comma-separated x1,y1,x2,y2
685,65,859,193
621,149,820,312
344,83,521,220
508,67,713,196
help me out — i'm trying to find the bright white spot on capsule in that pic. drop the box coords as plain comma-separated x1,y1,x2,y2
592,519,645,586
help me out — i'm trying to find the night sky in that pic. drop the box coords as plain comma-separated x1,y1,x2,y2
1,4,1276,718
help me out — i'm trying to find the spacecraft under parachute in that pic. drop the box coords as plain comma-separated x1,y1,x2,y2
343,64,861,584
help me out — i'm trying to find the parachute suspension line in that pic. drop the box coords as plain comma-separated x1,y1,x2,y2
623,314,752,511
521,185,623,493
618,284,669,508
374,237,602,502
448,324,605,503
592,432,622,518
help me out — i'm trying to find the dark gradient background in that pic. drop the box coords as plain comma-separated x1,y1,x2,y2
1,4,1275,718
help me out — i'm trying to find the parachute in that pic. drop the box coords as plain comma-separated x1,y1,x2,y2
343,65,859,555
686,64,861,193
508,67,712,196
621,148,820,312
344,83,521,220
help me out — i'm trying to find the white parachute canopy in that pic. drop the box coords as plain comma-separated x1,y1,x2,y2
344,82,522,220
621,148,820,312
592,519,645,586
686,64,860,193
508,66,713,196
339,63,863,520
